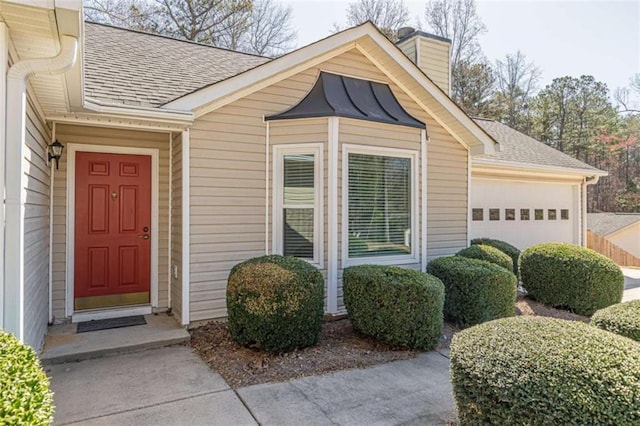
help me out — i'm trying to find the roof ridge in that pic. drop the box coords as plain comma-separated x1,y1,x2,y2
85,21,271,60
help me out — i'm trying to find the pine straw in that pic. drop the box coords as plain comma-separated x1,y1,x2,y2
190,296,586,388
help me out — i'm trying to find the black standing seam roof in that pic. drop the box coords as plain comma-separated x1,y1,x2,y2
266,72,426,129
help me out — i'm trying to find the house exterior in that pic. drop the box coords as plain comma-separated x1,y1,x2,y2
588,213,640,259
0,1,604,351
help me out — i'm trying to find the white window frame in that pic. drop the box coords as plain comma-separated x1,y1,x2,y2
342,144,419,267
272,143,324,266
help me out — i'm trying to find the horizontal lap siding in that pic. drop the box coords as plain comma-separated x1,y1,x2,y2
188,48,468,321
52,125,171,320
23,88,51,350
418,38,450,95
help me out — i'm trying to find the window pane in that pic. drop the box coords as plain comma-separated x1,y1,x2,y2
521,209,530,220
472,208,483,221
506,209,515,221
284,154,314,205
490,209,500,221
283,208,314,259
548,209,557,220
561,209,569,220
535,209,544,220
348,153,411,258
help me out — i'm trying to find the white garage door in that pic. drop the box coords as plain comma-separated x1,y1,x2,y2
470,179,580,250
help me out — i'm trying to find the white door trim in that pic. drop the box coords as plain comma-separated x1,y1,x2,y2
65,144,160,318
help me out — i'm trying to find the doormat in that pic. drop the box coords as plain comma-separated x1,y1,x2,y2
76,315,147,333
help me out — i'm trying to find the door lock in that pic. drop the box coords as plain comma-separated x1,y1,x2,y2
138,234,150,240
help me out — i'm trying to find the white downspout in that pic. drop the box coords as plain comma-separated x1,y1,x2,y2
0,23,8,330
5,35,78,342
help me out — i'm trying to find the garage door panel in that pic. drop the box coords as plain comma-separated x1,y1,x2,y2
470,179,579,250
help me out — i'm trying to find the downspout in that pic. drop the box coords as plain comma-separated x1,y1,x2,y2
0,23,8,330
5,35,78,342
582,176,600,247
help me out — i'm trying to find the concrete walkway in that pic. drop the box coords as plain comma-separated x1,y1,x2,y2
48,346,456,426
622,267,640,302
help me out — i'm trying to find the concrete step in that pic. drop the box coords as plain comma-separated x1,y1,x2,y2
40,313,190,365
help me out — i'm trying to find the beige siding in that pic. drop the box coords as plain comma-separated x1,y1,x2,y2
397,38,416,63
52,125,171,320
417,37,450,95
171,133,183,319
188,47,468,321
23,87,51,350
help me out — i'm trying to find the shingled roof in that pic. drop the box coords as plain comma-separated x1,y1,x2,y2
84,22,270,108
474,118,602,173
588,213,640,236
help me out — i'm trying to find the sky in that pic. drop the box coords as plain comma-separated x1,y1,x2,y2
283,0,640,94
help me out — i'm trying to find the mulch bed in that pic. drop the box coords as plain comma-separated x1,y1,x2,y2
190,296,587,388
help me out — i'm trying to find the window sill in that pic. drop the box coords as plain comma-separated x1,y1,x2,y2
343,255,420,268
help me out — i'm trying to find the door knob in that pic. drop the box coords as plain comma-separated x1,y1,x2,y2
138,234,150,240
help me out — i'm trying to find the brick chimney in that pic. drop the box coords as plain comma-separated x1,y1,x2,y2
396,27,452,95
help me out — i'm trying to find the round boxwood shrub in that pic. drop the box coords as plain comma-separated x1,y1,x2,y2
426,256,516,328
519,243,624,316
592,299,640,342
226,255,324,353
456,244,513,272
451,317,640,425
0,331,54,425
471,238,520,275
343,265,444,350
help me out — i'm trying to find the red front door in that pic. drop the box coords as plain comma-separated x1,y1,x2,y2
74,152,152,310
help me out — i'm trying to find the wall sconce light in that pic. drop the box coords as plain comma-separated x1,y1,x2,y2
48,140,64,170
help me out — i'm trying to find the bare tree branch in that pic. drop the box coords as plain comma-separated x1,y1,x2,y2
345,0,410,39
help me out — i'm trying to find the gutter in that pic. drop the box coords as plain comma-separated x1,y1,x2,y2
4,35,78,342
0,23,7,330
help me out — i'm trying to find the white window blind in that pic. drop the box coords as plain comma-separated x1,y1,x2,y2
348,152,411,258
282,154,315,259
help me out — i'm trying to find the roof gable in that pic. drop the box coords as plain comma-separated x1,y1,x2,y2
161,22,496,156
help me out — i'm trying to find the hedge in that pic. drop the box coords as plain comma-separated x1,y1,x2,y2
591,299,640,342
456,244,513,272
471,238,521,275
451,317,640,425
343,265,444,350
0,331,54,425
426,256,516,328
226,255,324,353
519,243,623,316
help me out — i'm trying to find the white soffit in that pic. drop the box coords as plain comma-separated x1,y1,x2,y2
0,1,75,116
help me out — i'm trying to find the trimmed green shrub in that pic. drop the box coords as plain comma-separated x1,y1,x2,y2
343,265,444,350
451,317,640,425
426,256,516,328
592,299,640,342
471,238,521,275
0,331,54,425
519,243,623,316
226,255,324,353
456,244,513,272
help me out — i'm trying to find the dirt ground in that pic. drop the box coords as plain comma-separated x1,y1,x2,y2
190,296,587,388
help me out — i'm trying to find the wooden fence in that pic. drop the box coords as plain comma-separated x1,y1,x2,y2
587,230,640,267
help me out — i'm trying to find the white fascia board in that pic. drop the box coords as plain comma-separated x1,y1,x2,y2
83,100,194,122
473,158,608,179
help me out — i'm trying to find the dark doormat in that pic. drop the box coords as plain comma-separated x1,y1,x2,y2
76,315,147,333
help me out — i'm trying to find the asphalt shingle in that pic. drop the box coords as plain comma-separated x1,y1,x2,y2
588,213,640,236
474,118,602,173
84,22,271,108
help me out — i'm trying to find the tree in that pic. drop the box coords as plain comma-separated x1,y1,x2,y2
345,0,410,39
615,73,640,114
424,0,486,67
423,0,491,114
84,0,296,56
452,58,496,117
493,51,540,133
